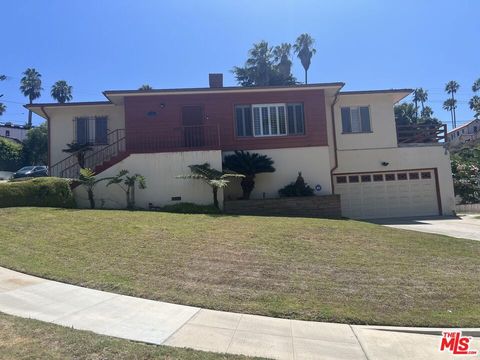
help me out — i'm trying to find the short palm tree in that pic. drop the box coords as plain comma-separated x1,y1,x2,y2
107,169,147,210
445,80,460,128
177,163,243,208
62,142,93,169
138,84,153,90
223,151,275,199
20,68,43,128
293,34,316,84
79,168,112,209
273,43,293,79
51,80,73,103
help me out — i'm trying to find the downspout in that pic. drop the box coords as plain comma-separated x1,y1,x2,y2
329,89,341,194
40,106,51,172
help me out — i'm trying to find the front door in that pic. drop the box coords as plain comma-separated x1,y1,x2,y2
181,106,204,147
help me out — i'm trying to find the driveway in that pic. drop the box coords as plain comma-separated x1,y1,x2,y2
371,214,480,241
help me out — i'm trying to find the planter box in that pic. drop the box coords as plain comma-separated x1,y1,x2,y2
224,195,341,218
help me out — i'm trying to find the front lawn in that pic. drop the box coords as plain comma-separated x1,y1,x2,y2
0,207,479,327
0,312,255,360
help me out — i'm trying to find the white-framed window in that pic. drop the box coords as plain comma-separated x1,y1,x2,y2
341,106,371,133
235,103,304,137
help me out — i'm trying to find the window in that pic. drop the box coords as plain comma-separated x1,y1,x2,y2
348,175,359,183
341,106,371,133
336,176,347,184
385,174,395,181
361,175,371,182
5,130,10,137
409,172,420,180
235,106,253,137
421,172,432,179
287,103,305,135
397,173,408,180
74,116,108,145
235,103,304,137
373,174,383,182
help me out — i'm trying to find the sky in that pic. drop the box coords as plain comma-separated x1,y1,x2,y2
0,0,478,128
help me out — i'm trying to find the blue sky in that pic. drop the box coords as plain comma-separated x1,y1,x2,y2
0,0,478,127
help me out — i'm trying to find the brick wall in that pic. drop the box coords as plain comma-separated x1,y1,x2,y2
223,195,341,218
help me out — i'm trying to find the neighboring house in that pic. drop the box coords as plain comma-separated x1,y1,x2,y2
447,119,480,148
27,74,455,219
0,122,29,142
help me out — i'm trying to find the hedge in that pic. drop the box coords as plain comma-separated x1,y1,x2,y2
0,177,76,208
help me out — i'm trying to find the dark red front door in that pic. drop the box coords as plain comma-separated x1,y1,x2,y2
181,106,204,147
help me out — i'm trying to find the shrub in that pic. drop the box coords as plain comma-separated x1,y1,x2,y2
278,172,315,197
0,137,23,172
157,202,221,214
0,177,76,208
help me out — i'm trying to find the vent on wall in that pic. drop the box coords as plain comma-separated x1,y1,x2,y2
171,196,181,201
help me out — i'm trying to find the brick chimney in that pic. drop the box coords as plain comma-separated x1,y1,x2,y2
209,73,223,88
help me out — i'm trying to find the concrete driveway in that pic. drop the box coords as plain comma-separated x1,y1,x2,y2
370,214,480,241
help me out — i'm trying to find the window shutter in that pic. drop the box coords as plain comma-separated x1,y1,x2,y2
76,117,88,144
253,107,261,136
235,107,244,136
341,107,351,133
295,105,304,134
95,116,108,144
360,107,371,132
244,107,253,136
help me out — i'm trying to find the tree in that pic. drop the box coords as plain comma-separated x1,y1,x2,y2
223,150,275,199
273,43,293,78
62,142,93,169
451,147,480,204
78,168,112,209
413,88,428,115
445,80,460,128
443,98,457,129
107,169,147,210
293,33,316,84
233,41,297,87
176,163,243,209
138,84,153,90
20,68,43,128
394,103,417,125
22,122,48,165
0,137,23,171
472,78,480,93
278,172,314,197
51,80,73,103
471,78,480,119
0,103,5,116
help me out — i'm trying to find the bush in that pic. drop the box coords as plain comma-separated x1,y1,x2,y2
278,172,315,197
0,177,76,208
156,202,220,214
0,137,23,172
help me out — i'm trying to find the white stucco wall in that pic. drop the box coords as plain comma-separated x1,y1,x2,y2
334,93,398,150
334,144,455,215
47,104,125,166
73,150,223,209
0,126,28,141
223,146,332,200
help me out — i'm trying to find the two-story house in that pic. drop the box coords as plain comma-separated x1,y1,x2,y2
27,74,455,219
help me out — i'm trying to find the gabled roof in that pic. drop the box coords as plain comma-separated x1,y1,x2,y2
447,119,480,134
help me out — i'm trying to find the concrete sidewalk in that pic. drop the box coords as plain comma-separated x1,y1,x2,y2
0,267,478,359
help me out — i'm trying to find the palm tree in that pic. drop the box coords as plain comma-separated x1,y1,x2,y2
20,68,43,128
445,80,460,128
0,103,6,116
62,142,93,169
416,88,428,112
176,163,243,208
223,151,275,199
412,89,420,119
247,41,274,86
469,96,480,119
421,106,433,120
293,34,316,84
443,98,457,129
138,84,153,90
273,43,293,79
472,78,480,93
107,169,147,210
51,80,73,103
78,168,112,209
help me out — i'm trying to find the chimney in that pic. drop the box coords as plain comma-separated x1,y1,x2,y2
209,73,223,88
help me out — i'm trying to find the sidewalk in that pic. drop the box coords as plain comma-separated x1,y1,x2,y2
0,266,478,359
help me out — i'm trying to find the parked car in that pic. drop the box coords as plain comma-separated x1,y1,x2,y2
12,166,48,179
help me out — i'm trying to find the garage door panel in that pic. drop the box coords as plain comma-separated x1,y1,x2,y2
335,170,438,219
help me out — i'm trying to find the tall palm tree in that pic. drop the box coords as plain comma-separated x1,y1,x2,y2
176,163,243,208
223,150,275,199
421,106,433,120
469,96,480,119
0,103,6,116
138,84,153,90
51,80,73,103
412,89,420,119
472,78,480,93
20,68,43,128
293,34,316,84
246,41,274,86
443,98,457,129
416,88,428,112
273,43,293,79
445,80,460,128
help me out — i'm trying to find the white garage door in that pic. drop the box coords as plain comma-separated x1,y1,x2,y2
334,169,439,219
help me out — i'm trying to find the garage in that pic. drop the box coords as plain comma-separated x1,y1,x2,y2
334,169,440,219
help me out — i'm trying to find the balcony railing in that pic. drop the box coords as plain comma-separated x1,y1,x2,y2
126,125,221,153
396,123,447,144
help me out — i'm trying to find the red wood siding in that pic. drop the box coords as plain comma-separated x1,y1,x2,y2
124,89,328,151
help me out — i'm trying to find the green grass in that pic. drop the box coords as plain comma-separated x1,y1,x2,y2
0,207,479,327
0,312,256,360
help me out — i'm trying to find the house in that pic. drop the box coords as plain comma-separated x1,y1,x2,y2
26,74,455,219
0,122,29,142
447,119,480,148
